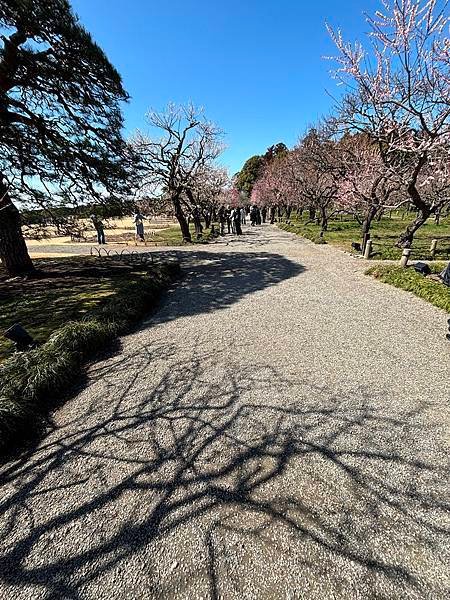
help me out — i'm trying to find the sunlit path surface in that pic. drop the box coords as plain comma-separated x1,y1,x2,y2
1,225,449,600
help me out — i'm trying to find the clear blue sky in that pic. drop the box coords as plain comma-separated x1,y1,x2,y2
71,0,381,175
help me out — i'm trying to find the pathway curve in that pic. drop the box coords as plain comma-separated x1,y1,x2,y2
1,225,449,600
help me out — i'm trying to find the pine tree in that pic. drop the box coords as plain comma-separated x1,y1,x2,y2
0,0,129,275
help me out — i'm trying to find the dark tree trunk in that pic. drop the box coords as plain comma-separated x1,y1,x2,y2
0,179,35,276
361,205,378,237
172,194,191,242
397,167,430,248
308,206,316,221
320,207,328,233
435,208,441,225
397,207,431,248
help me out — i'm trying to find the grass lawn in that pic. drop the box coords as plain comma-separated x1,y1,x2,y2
279,211,450,261
366,262,450,313
0,255,171,361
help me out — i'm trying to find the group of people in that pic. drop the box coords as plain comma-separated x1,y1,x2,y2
217,205,268,236
90,211,147,245
89,204,270,246
217,205,244,235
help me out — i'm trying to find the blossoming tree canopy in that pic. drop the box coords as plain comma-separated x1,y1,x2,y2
327,0,450,246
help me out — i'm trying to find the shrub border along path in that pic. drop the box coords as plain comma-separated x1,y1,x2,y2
0,260,180,454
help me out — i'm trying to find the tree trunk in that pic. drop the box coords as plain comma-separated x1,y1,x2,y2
397,207,431,248
435,208,441,225
172,194,191,242
397,166,430,248
308,206,316,221
0,179,35,276
361,205,378,237
320,207,328,233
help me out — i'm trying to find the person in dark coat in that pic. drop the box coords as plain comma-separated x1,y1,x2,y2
233,207,242,235
261,206,267,223
91,214,106,244
226,205,232,234
218,205,227,235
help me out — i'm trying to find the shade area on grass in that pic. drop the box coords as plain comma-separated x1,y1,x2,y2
0,256,160,361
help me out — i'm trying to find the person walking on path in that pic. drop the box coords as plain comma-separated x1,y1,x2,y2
91,214,106,244
133,211,147,242
218,205,227,235
230,208,237,234
226,206,232,234
192,205,203,239
233,207,242,235
261,206,267,223
241,208,247,225
270,206,276,224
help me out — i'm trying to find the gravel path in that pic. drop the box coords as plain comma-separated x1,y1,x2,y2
1,225,449,600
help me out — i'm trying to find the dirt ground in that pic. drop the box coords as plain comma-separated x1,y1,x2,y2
24,216,176,258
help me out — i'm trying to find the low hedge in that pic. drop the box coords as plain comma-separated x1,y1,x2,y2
0,261,180,454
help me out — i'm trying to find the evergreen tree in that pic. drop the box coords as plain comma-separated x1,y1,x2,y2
0,0,129,275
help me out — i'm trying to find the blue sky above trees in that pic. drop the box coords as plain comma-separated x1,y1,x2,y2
71,0,382,175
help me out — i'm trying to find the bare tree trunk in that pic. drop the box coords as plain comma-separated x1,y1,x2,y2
308,206,316,221
397,167,430,247
172,194,191,242
361,205,378,237
397,207,431,248
435,208,441,225
320,207,328,233
0,178,35,276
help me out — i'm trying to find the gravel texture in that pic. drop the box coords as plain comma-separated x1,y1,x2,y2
1,225,449,600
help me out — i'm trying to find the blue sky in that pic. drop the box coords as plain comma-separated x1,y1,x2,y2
71,0,381,175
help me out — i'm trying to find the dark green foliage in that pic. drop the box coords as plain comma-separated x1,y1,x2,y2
236,155,265,196
264,142,288,162
0,261,179,454
366,264,450,313
0,0,129,204
0,0,130,274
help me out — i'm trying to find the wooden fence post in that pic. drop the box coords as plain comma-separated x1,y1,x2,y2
430,239,438,259
400,248,411,268
364,239,373,260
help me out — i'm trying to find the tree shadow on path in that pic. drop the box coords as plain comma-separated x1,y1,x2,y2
149,250,305,324
0,341,448,599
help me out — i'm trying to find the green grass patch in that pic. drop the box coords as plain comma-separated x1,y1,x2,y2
279,211,450,260
366,262,450,313
0,256,180,454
